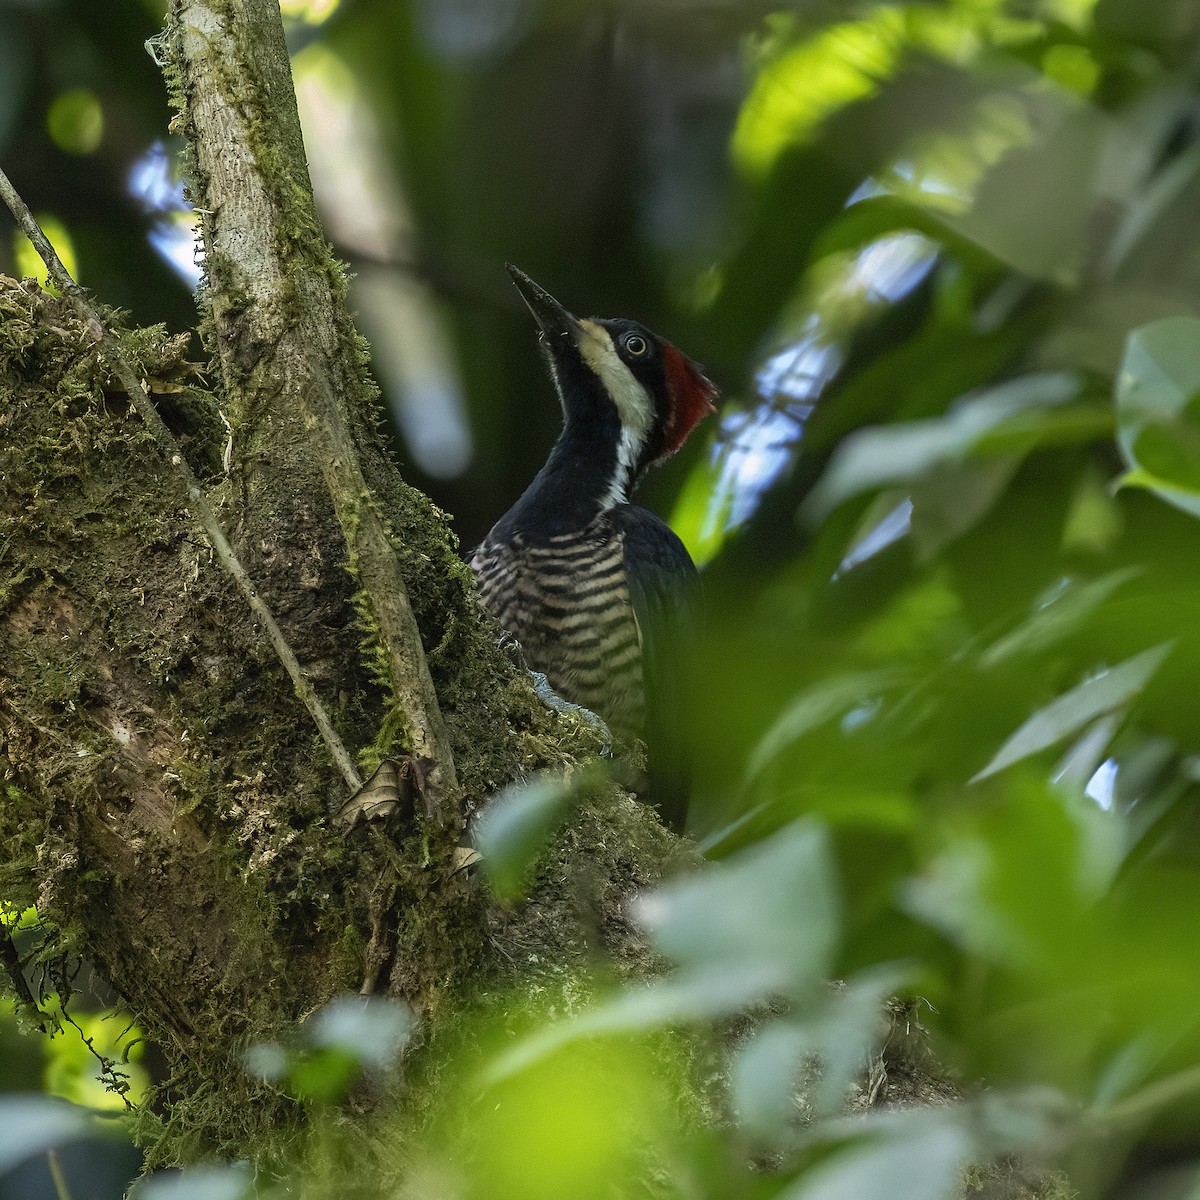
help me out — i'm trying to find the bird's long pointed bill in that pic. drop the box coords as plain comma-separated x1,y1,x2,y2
506,264,582,344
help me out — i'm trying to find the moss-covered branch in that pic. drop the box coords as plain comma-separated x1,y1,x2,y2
166,0,458,815
0,164,362,793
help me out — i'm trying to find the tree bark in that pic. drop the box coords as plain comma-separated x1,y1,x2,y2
169,0,459,815
0,0,678,1165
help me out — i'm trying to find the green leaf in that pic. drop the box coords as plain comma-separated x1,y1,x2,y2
669,448,734,568
286,1047,362,1104
1105,143,1200,276
806,971,906,1116
935,93,1102,285
734,1020,813,1140
973,643,1173,781
979,568,1142,668
1053,712,1122,790
733,968,903,1140
902,836,1032,965
804,372,1082,519
134,1165,252,1200
732,11,904,178
307,995,413,1070
242,1041,288,1082
748,671,900,779
468,1036,672,1200
1116,317,1200,518
782,1113,973,1200
637,821,838,987
475,771,579,901
244,997,414,1103
0,1096,91,1173
485,823,840,1082
1129,421,1200,491
811,194,944,260
909,457,1019,561
1114,467,1200,519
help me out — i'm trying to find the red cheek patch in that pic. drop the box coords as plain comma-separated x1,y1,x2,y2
659,341,718,460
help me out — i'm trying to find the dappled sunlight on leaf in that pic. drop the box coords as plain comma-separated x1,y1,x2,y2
734,13,905,179
13,214,77,288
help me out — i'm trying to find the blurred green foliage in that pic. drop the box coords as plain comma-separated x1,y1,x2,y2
7,0,1200,1195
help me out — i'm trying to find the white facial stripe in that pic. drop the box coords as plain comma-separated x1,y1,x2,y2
576,320,653,508
576,320,654,434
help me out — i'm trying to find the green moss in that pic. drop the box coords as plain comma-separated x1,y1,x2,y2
0,276,363,1157
331,924,366,992
0,783,45,915
961,1161,1078,1200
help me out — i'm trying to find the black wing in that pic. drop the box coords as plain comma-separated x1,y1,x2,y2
611,503,701,832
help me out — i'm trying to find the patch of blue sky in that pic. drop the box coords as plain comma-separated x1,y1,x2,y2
128,142,187,214
1085,757,1117,811
847,233,937,304
716,226,935,536
129,141,200,288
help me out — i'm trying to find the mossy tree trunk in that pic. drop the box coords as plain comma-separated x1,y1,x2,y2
0,0,675,1164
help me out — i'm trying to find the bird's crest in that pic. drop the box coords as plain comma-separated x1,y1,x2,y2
658,342,718,461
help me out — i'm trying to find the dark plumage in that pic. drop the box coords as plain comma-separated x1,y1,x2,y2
471,266,716,830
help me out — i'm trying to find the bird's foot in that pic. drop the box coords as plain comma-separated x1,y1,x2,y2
528,670,613,750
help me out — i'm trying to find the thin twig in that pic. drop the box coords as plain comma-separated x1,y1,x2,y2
1,927,48,1030
0,164,362,793
46,1149,72,1200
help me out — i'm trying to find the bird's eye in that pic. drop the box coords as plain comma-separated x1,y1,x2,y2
622,334,649,358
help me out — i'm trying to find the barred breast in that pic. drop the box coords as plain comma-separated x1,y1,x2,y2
471,517,645,739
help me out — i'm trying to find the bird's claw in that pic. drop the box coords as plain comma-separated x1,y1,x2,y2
528,670,613,750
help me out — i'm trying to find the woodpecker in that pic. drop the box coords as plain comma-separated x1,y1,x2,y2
472,265,717,830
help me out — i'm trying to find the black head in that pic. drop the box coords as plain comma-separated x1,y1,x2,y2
506,264,717,479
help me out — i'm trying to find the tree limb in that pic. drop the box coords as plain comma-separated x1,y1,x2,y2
168,0,459,818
